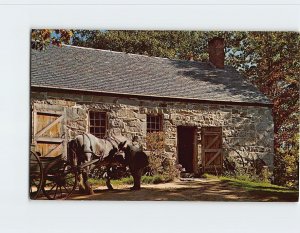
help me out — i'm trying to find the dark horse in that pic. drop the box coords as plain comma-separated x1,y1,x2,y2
68,133,148,194
119,136,149,190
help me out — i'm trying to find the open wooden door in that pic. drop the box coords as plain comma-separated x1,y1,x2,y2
32,104,67,158
201,127,223,174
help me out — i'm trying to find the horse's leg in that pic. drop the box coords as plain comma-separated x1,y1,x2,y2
76,158,86,193
82,152,95,195
77,167,91,194
82,171,94,195
106,166,113,190
78,172,86,193
130,169,142,190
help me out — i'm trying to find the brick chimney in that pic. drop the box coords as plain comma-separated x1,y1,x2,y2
208,37,225,68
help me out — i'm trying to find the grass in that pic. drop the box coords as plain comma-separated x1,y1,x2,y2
219,176,298,193
203,173,299,201
88,175,172,187
89,177,133,186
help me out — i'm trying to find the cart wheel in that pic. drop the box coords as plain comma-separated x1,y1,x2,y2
42,160,78,200
29,151,43,199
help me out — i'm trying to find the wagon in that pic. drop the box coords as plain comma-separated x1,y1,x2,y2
29,147,109,200
29,150,78,200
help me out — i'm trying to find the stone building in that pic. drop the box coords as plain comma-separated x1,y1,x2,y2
30,38,274,174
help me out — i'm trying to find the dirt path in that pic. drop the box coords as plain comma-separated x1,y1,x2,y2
70,178,279,201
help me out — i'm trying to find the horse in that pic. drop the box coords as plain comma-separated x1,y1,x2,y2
118,136,149,190
68,133,149,194
68,133,129,194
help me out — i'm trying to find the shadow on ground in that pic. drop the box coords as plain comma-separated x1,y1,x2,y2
70,178,299,201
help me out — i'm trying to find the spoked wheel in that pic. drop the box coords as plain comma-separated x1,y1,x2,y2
29,151,43,199
42,160,78,200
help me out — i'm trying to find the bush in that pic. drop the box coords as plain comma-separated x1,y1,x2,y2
223,145,272,183
89,165,131,180
274,149,299,189
145,132,180,181
89,175,169,187
141,175,168,184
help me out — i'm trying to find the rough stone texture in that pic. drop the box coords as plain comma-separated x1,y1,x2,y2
31,91,274,169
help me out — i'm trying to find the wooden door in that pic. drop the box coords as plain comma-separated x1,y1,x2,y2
32,104,67,158
201,127,223,174
177,126,197,173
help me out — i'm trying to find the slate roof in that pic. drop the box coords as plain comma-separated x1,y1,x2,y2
31,45,271,105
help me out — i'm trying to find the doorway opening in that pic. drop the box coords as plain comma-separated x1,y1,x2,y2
177,126,197,173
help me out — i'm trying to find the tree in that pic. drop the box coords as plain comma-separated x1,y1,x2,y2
31,29,73,50
226,32,299,187
72,30,213,60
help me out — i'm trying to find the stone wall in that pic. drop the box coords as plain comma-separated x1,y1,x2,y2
31,91,274,170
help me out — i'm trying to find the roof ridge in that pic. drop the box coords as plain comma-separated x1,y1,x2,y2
62,44,207,64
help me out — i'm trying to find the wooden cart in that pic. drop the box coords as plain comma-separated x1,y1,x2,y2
29,151,78,200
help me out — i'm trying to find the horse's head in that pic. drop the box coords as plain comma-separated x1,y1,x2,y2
118,140,133,165
104,146,127,167
117,135,139,152
117,139,148,170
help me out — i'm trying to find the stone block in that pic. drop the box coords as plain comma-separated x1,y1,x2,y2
128,120,139,127
163,114,170,120
117,109,136,118
136,113,146,120
111,119,124,127
256,122,269,130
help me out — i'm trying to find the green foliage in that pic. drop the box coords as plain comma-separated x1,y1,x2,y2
224,172,268,184
218,176,298,194
141,175,171,184
73,30,225,61
205,174,298,194
225,32,299,187
223,146,272,183
145,132,180,181
88,174,170,186
274,133,299,188
88,176,133,186
90,165,130,180
204,174,298,201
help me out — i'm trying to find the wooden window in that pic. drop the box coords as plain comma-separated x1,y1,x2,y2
89,111,107,139
147,115,162,133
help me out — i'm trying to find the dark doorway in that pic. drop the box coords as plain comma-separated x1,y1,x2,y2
177,126,197,173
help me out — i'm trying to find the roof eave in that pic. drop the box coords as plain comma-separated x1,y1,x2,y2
30,85,273,108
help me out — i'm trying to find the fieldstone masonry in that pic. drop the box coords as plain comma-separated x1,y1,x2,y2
31,91,274,171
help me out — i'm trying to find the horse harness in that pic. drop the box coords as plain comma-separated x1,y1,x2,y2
81,133,121,161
